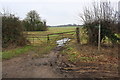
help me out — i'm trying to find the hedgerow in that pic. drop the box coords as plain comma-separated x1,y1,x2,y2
2,14,28,48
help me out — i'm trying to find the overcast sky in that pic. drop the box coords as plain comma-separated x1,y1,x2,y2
0,0,119,26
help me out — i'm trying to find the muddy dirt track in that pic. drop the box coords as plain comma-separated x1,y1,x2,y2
2,47,71,78
2,46,120,78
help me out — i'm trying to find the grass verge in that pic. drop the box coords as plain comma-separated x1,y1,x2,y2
60,40,97,63
60,39,118,65
2,45,33,60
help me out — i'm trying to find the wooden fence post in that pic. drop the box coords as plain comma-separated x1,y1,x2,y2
76,27,80,43
33,36,34,45
47,35,50,43
98,22,101,52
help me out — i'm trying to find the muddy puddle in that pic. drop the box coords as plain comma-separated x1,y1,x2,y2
56,38,71,47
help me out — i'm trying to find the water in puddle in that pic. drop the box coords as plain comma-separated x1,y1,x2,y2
56,38,71,47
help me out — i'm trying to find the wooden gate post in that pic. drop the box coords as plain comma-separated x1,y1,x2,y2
47,35,50,43
76,27,80,43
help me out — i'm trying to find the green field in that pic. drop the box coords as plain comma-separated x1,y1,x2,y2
26,27,77,35
26,26,88,45
26,27,79,44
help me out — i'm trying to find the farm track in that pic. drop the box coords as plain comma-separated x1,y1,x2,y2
2,46,68,78
2,46,120,78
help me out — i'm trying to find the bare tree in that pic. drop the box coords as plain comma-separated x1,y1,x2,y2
81,1,120,45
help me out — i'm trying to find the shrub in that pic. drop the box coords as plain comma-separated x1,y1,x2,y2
2,14,28,48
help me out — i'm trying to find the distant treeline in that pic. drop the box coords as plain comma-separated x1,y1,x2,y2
49,24,82,27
